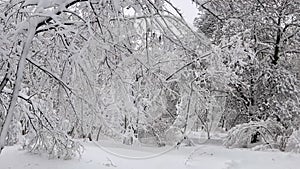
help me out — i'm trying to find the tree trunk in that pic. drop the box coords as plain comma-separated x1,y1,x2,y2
271,16,282,65
0,22,36,153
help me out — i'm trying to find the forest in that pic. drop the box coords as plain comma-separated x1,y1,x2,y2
0,0,299,165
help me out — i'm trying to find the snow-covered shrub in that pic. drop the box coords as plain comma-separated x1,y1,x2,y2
286,130,300,153
165,127,183,145
24,129,83,160
224,119,284,149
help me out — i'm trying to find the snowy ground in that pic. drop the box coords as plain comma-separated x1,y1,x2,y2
1,140,300,169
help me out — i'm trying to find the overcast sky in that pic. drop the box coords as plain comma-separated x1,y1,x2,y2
169,0,199,24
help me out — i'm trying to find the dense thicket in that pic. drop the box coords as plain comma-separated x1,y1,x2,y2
194,0,300,150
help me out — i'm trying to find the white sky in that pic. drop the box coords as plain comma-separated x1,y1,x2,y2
169,0,199,24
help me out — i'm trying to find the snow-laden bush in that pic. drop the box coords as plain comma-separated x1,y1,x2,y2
24,129,83,160
286,130,300,153
165,127,183,145
224,119,284,149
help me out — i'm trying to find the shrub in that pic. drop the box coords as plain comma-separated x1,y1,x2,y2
224,119,285,150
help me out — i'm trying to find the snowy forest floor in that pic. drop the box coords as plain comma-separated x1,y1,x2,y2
1,139,300,169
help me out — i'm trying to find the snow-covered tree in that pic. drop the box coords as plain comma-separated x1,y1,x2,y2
1,0,218,156
195,0,300,151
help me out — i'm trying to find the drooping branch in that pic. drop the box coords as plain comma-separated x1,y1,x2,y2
166,43,233,81
35,0,88,32
25,58,73,92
